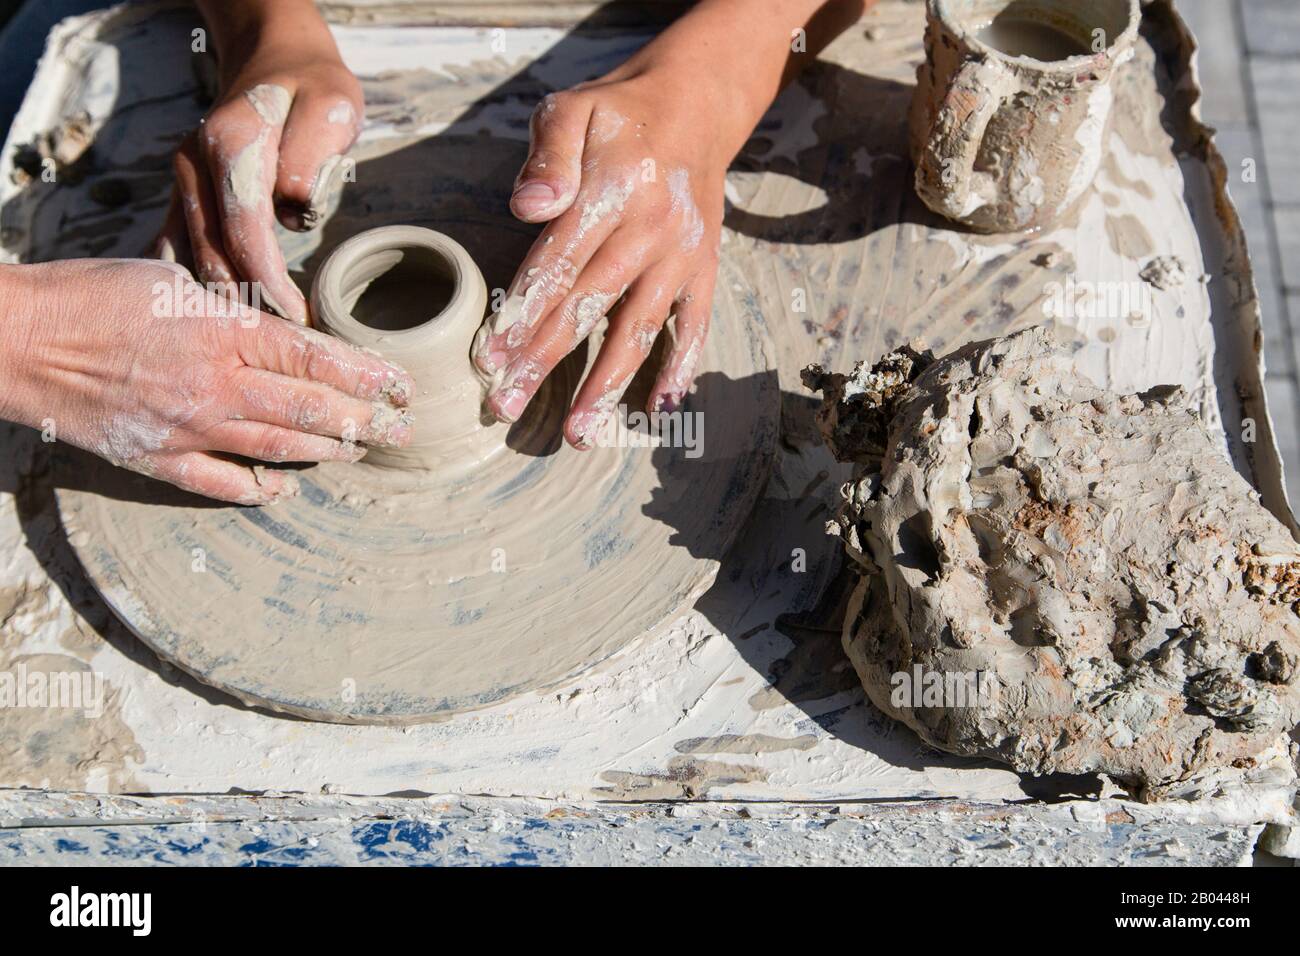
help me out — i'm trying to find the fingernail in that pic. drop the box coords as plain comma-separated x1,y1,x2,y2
475,346,510,376
511,181,558,219
489,357,544,423
277,206,306,231
259,285,309,325
653,393,681,414
286,293,309,326
568,408,612,449
362,403,414,446
491,386,529,424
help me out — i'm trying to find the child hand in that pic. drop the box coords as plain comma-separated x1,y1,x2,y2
472,0,866,449
154,13,363,326
473,69,729,449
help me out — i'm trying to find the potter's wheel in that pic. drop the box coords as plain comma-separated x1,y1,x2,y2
56,225,778,723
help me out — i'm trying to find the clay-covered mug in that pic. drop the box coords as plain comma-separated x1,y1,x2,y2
909,0,1141,233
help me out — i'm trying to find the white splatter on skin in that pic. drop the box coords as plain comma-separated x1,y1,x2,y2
507,93,585,223
666,168,705,252
572,291,618,345
480,85,723,446
587,108,627,146
245,83,292,126
635,324,659,353
570,370,637,449
662,329,703,408
473,256,581,380
578,180,635,234
326,101,356,127
300,154,346,229
2,259,415,504
192,83,303,322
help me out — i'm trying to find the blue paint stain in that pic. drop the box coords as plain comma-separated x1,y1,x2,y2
237,836,314,867
165,838,208,856
583,526,633,569
241,509,314,551
298,478,332,507
487,455,548,502
317,604,373,627
519,745,560,761
354,820,448,860
263,597,297,616
451,606,485,626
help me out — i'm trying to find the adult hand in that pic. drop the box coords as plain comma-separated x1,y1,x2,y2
0,259,413,504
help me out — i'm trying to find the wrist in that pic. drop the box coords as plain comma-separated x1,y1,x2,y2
198,0,338,75
623,0,842,162
623,55,770,165
618,3,811,162
0,264,43,428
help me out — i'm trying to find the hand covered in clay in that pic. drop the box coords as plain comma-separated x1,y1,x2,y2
0,260,414,504
474,0,866,448
153,1,363,325
473,71,725,447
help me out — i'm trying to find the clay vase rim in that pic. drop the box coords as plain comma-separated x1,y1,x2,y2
930,0,1141,72
309,224,498,475
310,224,480,346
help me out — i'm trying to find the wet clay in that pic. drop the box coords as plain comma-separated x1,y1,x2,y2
57,227,779,723
311,226,495,473
806,328,1300,793
0,580,143,792
911,0,1141,232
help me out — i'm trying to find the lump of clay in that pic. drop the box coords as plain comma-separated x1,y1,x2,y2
804,327,1300,793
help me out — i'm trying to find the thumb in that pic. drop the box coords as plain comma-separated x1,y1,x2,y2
510,92,591,223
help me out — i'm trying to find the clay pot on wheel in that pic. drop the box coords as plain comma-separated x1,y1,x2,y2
311,225,497,475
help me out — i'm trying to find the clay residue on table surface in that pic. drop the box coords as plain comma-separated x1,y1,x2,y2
0,578,143,792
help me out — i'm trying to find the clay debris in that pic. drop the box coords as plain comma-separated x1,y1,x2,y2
11,112,95,185
1139,254,1189,290
805,327,1300,793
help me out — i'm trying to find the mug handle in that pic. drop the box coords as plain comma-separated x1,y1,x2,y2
915,59,1016,221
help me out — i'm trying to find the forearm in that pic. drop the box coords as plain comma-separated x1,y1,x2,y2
619,0,870,157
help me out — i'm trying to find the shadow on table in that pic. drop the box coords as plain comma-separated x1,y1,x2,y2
641,382,1106,802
